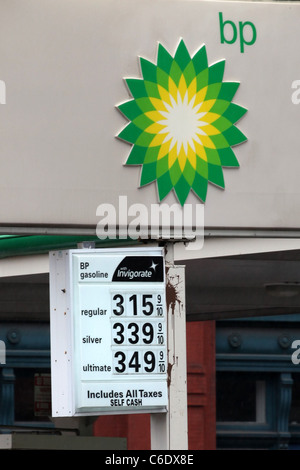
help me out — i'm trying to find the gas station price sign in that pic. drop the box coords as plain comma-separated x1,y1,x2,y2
50,247,168,416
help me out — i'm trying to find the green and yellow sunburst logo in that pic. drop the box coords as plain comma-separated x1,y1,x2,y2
117,40,247,205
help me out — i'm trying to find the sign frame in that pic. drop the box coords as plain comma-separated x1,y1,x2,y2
49,246,168,417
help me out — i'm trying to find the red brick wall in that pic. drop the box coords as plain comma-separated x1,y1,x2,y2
186,321,216,450
93,413,151,450
93,321,216,450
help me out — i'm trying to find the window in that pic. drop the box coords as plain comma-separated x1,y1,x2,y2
14,369,51,423
217,372,266,423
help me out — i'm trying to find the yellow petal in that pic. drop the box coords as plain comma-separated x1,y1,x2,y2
199,99,216,113
199,123,220,136
149,97,168,112
202,112,219,124
149,133,166,147
198,135,216,149
187,77,197,103
168,145,178,168
178,75,187,101
145,122,166,135
187,144,197,169
158,85,172,106
168,77,178,101
178,145,187,171
145,110,166,123
157,141,171,160
194,86,207,107
194,141,207,161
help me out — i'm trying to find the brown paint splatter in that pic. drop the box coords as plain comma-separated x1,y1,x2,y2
167,362,173,387
166,273,182,315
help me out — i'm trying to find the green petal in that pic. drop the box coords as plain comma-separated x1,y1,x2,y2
157,43,173,75
209,99,230,116
223,125,247,146
192,45,208,75
126,79,148,99
218,147,240,167
205,148,222,166
174,39,191,72
156,155,169,178
208,60,225,85
209,133,229,150
192,173,208,202
132,114,154,130
183,61,196,88
140,161,157,186
135,130,156,147
118,100,142,121
126,145,147,165
140,58,157,83
169,160,182,185
144,146,160,164
196,69,209,92
196,155,208,179
144,80,160,99
135,97,155,113
157,66,170,90
182,159,196,186
218,82,240,102
174,175,191,206
157,172,174,201
169,60,182,87
208,162,225,188
223,103,248,124
205,82,222,101
118,122,143,144
213,115,234,133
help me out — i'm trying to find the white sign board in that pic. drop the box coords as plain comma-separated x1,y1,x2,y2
50,247,168,416
2,0,300,232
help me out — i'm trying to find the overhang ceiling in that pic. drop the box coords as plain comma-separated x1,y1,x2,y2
182,249,300,321
1,248,300,322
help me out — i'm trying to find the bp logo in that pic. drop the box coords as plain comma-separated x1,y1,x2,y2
117,40,247,206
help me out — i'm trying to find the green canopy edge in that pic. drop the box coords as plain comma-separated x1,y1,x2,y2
0,235,139,259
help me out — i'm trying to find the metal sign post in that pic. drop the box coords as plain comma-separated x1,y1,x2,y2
151,244,188,450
